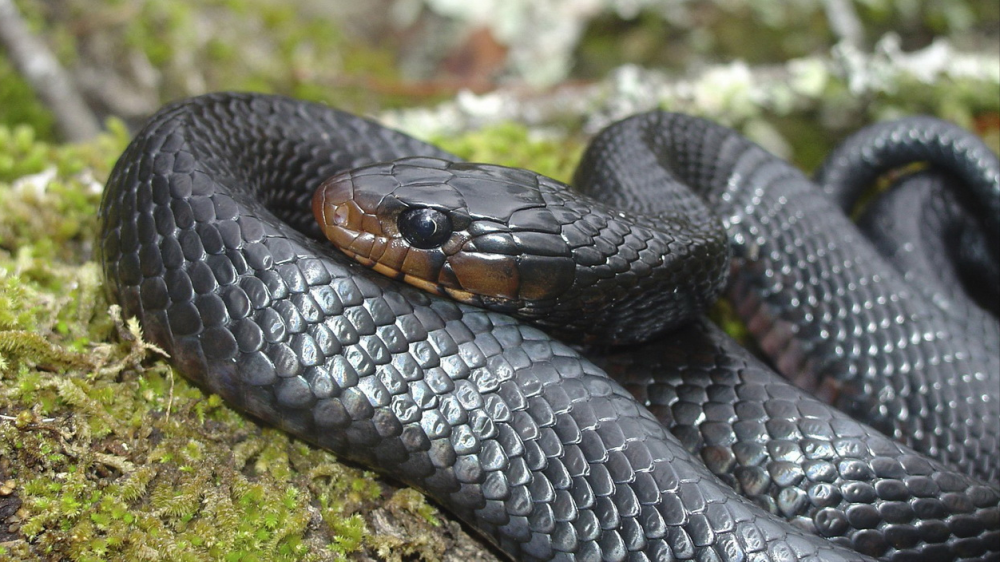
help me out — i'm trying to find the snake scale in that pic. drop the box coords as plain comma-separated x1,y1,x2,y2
99,93,999,561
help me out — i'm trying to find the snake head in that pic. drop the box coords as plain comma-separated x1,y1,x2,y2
312,157,577,313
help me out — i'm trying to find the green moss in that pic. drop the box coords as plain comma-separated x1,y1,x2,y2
386,488,440,527
2,307,471,560
0,271,37,331
432,121,584,184
0,58,55,140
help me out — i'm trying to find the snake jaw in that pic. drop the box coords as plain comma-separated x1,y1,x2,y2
335,244,480,304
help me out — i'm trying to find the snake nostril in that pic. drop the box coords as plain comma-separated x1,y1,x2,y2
332,205,350,226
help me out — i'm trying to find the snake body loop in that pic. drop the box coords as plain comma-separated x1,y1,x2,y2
576,112,1000,480
100,93,999,562
817,117,1000,328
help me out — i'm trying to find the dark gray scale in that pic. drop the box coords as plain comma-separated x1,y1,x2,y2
576,111,998,482
828,164,999,348
591,318,1000,562
815,116,1000,249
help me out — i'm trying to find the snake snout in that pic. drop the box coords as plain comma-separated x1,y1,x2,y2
313,172,365,256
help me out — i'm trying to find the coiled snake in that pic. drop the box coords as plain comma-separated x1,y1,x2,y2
100,93,999,562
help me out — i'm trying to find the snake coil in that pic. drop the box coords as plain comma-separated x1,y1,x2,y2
100,93,999,562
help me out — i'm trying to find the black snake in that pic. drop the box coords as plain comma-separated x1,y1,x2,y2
99,92,1000,561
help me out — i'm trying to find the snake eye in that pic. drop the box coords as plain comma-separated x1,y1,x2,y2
397,207,453,249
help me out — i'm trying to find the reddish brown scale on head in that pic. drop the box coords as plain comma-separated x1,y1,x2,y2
448,251,521,301
312,157,578,311
312,174,388,272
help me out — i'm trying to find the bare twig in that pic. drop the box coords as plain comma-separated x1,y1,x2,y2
0,0,101,141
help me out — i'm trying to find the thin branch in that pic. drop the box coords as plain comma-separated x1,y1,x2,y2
0,0,101,141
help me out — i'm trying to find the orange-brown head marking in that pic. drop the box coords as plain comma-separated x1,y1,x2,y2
313,157,576,311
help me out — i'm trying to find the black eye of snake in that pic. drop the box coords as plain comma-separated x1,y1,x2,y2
398,207,453,248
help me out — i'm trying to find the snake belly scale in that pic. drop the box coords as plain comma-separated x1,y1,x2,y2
99,93,999,561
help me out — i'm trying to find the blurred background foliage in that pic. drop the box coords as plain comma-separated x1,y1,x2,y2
0,1,998,560
2,0,998,138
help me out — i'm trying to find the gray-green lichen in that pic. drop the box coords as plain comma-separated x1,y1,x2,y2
384,34,1000,169
1,0,430,141
407,0,996,86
